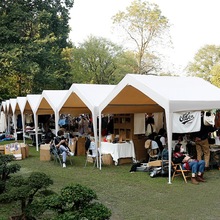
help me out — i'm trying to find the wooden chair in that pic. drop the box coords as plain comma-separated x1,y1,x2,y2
172,163,191,183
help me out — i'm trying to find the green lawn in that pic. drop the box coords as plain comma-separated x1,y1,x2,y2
1,145,220,220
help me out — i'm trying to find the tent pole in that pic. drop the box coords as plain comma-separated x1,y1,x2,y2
99,112,102,170
166,111,173,184
92,110,99,168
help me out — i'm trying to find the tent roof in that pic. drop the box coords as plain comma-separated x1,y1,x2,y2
25,94,42,114
59,84,116,116
9,98,17,114
0,101,6,112
16,97,27,114
36,90,69,115
99,74,220,114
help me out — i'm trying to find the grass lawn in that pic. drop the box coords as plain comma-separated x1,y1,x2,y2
1,144,220,220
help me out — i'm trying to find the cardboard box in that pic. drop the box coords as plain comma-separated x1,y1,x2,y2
77,138,86,156
4,143,22,160
40,144,51,161
0,145,4,154
148,160,162,167
20,143,27,159
21,147,26,159
118,158,133,165
102,154,113,165
25,145,29,157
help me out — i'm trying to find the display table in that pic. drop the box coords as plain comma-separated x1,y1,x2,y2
100,141,136,165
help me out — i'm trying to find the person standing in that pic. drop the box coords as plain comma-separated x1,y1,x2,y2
192,112,216,171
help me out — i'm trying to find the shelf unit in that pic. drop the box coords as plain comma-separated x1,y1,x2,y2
113,114,133,141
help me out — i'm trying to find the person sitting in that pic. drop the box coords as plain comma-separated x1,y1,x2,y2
173,143,206,184
145,139,160,161
54,130,74,168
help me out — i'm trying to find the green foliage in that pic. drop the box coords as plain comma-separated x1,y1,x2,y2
71,35,125,84
0,0,74,101
210,64,220,87
112,0,171,74
0,172,53,219
187,44,220,82
0,168,111,219
48,184,111,220
0,154,21,183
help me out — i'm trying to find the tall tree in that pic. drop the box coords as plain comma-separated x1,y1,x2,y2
112,0,170,74
210,64,220,87
0,0,74,101
71,36,132,84
187,44,220,82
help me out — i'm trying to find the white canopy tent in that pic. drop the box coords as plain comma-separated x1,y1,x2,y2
33,90,69,150
0,101,7,133
58,84,116,167
16,97,28,143
98,74,220,183
25,94,42,150
6,100,11,133
9,98,18,138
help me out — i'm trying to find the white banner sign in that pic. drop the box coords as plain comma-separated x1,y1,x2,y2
173,111,201,133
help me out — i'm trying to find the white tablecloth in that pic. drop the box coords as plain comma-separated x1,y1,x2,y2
101,141,136,164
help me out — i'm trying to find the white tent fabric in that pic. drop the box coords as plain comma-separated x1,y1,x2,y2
32,90,69,150
99,74,220,183
0,111,7,132
36,90,69,136
172,111,201,133
16,97,28,143
0,101,7,133
9,98,18,138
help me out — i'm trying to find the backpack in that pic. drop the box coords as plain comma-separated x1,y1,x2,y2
85,136,91,151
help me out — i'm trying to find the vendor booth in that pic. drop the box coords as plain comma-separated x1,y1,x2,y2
98,74,220,183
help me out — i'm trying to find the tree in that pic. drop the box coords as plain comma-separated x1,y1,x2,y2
112,0,170,74
39,183,112,220
71,36,126,84
0,0,74,101
210,64,220,87
0,172,53,219
0,154,21,193
187,44,220,82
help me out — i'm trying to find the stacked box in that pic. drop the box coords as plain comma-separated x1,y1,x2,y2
0,145,4,154
77,138,86,156
40,144,51,161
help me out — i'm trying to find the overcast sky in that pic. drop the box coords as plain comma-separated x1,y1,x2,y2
68,0,220,75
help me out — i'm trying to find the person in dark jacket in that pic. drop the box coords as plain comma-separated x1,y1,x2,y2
192,112,216,171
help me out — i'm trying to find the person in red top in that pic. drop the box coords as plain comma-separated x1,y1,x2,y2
173,143,205,185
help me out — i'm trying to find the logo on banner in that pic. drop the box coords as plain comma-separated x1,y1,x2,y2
179,112,194,124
